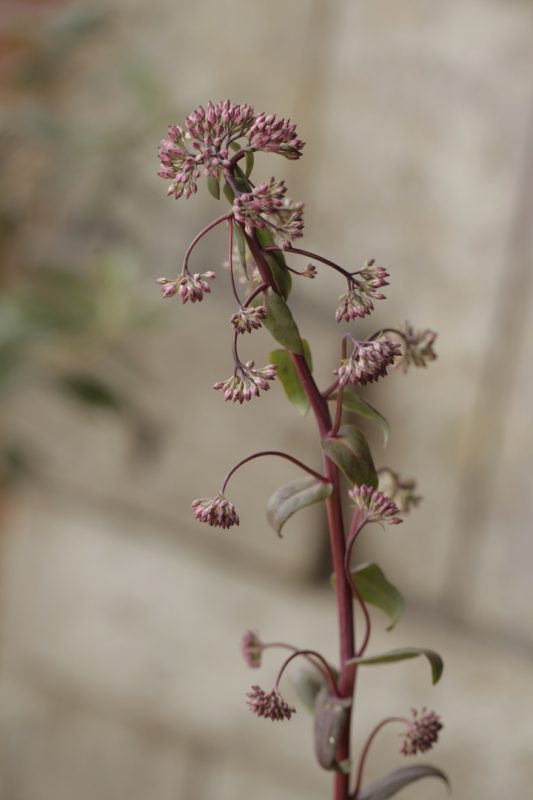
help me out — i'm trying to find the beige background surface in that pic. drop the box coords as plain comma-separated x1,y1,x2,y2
1,1,533,798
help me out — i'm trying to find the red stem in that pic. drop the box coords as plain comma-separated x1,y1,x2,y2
220,450,328,495
182,213,231,272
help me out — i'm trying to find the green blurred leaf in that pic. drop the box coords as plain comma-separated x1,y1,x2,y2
347,647,444,685
263,292,303,354
57,373,126,414
313,687,351,771
321,425,378,488
359,765,450,800
206,175,220,200
290,666,328,714
222,182,235,203
245,150,254,178
336,387,390,447
266,475,333,537
349,563,405,630
269,340,313,415
233,222,248,274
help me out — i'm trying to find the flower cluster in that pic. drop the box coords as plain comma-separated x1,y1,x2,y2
246,685,295,721
230,305,267,334
400,708,443,756
335,337,401,387
399,322,438,371
156,271,216,303
349,485,402,525
158,101,304,200
232,178,304,246
191,494,239,529
213,361,277,403
335,260,389,322
241,630,263,669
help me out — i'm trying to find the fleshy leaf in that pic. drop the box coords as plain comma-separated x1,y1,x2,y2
263,292,304,354
333,562,405,631
347,647,444,685
266,475,333,537
321,424,378,488
269,340,313,415
337,386,390,447
206,174,220,200
359,764,450,800
313,687,351,771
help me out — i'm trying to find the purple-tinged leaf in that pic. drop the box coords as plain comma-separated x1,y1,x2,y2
321,424,378,488
347,646,444,685
359,764,450,800
313,687,351,771
266,475,333,537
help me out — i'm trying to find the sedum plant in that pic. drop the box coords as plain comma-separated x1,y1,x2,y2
156,100,448,800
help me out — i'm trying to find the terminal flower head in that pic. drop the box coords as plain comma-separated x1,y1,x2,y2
335,337,401,387
191,493,239,529
400,708,443,756
349,485,402,526
157,271,216,303
246,685,295,721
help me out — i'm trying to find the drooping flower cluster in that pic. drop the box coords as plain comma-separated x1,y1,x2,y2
213,361,277,403
400,708,443,756
191,493,239,529
335,337,401,387
246,685,295,721
158,101,304,200
398,322,438,371
349,485,402,525
156,271,216,302
232,178,304,246
335,260,389,322
241,630,263,669
230,305,267,334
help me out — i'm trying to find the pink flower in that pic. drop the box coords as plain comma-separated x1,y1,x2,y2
191,494,239,529
400,708,443,755
246,685,295,721
213,361,277,403
241,630,263,669
348,485,402,525
335,260,389,322
232,178,304,245
230,305,267,334
398,322,438,371
335,337,401,387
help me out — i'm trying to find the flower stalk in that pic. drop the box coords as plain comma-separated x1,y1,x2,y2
156,100,446,800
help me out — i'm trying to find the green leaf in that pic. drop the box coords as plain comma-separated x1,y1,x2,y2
266,475,333,537
359,765,450,800
222,182,235,203
290,666,329,714
263,292,303,354
232,222,248,274
57,373,126,414
337,562,405,630
206,175,220,200
245,150,254,178
255,228,292,298
347,647,444,685
321,424,378,488
269,340,313,415
337,386,390,447
313,687,351,771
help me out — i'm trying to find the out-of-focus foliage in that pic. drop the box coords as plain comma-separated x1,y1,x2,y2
0,2,161,486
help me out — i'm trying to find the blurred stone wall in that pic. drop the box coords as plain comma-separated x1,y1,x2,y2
1,1,533,799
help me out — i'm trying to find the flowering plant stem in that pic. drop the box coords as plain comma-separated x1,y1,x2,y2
157,100,446,800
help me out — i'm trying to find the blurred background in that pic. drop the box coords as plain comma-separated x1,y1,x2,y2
1,1,532,798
